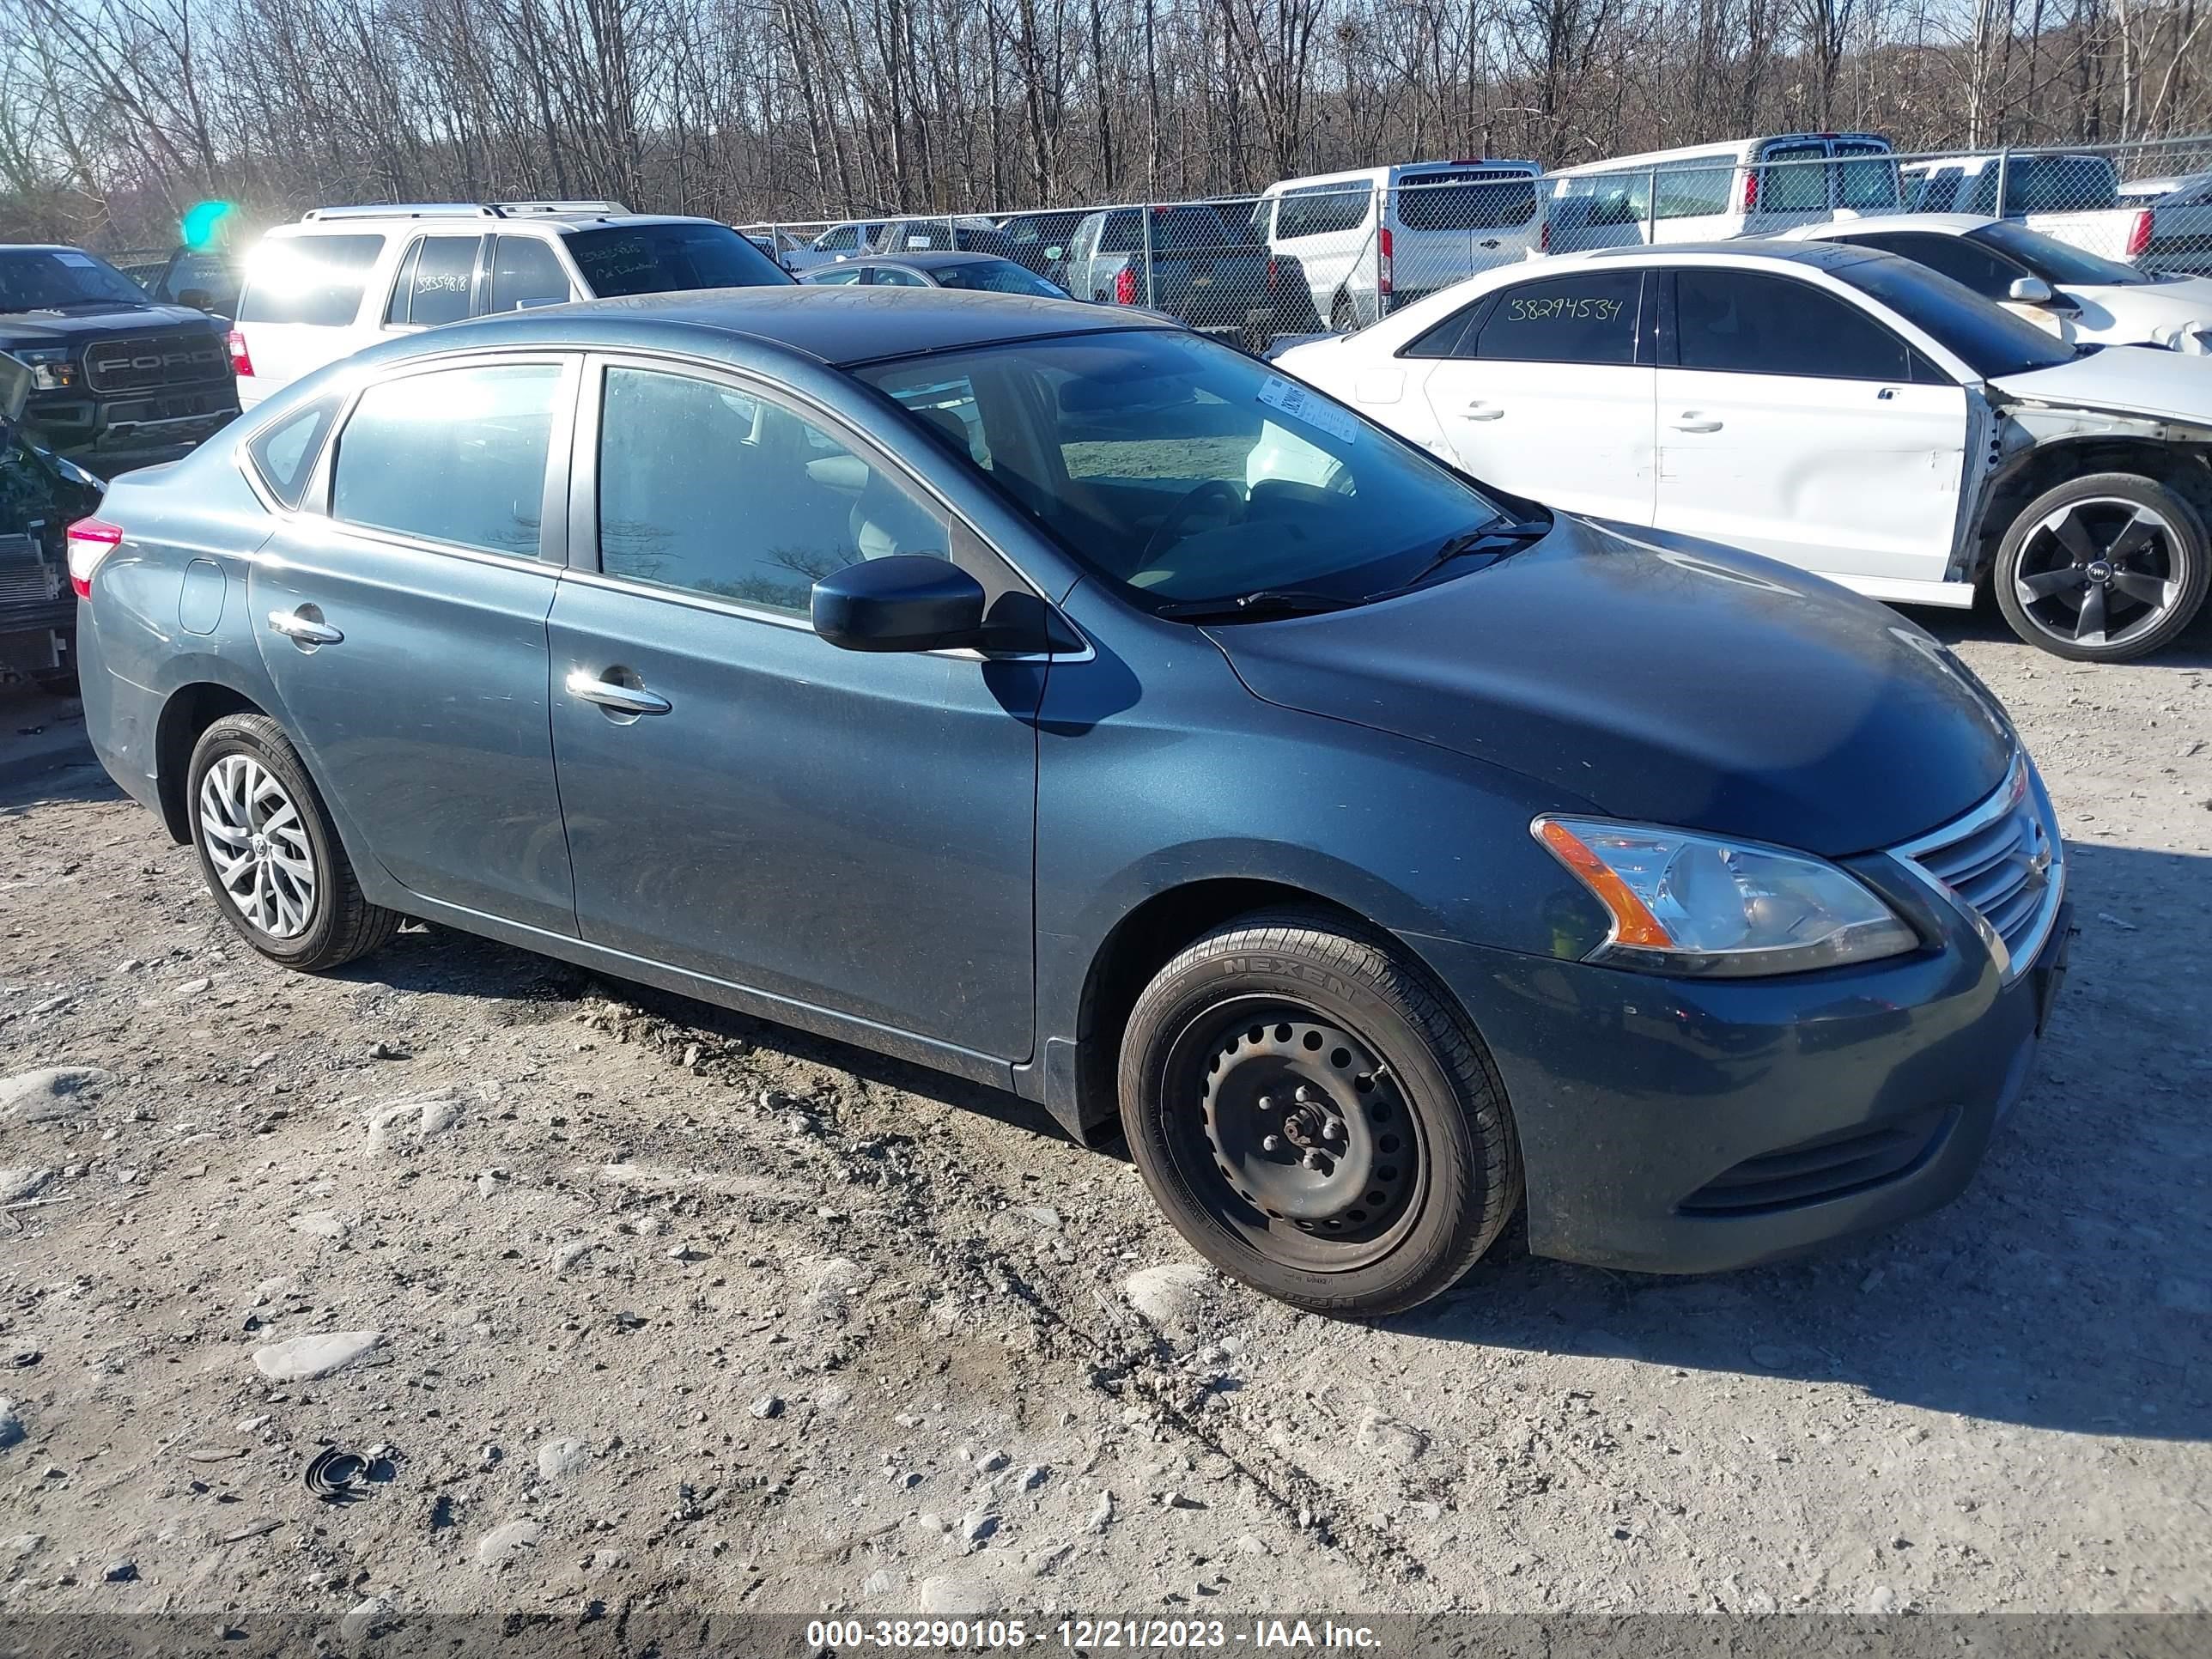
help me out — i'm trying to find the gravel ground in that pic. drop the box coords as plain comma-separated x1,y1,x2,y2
0,605,2207,1632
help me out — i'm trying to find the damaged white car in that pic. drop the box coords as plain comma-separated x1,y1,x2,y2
1271,241,2212,660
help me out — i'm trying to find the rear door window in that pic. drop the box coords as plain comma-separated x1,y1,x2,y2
1833,142,1901,211
1466,271,1644,365
1756,143,1831,214
1674,270,1924,382
331,362,564,556
487,236,573,313
237,234,386,327
1652,157,1735,221
245,396,341,508
1393,171,1539,230
386,235,482,327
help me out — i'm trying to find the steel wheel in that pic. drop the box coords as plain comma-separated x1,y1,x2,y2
197,753,317,939
2010,496,2186,652
1163,995,1428,1273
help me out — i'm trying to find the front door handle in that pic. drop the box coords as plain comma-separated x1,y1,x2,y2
267,607,343,646
565,668,672,717
1668,413,1724,433
1463,401,1506,421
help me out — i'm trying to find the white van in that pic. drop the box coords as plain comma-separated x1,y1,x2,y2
1253,161,1544,333
229,202,789,408
1543,134,1900,252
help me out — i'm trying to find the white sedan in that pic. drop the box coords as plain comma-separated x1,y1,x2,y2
1779,214,2212,354
1270,242,2212,661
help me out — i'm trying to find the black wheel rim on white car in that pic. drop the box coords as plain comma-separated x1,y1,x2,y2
2013,497,2187,652
198,754,317,939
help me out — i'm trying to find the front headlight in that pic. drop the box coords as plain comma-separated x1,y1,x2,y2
1534,817,1918,977
13,345,77,390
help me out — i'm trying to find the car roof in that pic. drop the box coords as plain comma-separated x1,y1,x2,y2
373,283,1174,369
1265,159,1540,192
1577,238,1880,270
850,251,1021,270
1788,213,1995,238
267,211,720,239
0,243,97,255
1547,134,1888,177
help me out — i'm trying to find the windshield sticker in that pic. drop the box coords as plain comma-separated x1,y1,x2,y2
1257,374,1359,445
53,252,97,268
1504,293,1625,323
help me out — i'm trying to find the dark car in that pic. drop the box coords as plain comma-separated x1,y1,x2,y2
139,245,246,319
799,252,1071,298
1061,204,1288,349
0,244,240,472
0,352,105,690
995,210,1090,285
74,289,2068,1316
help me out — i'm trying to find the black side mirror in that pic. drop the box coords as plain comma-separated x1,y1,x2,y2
811,556,986,653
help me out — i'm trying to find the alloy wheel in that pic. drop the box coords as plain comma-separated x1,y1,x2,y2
2012,497,2185,652
197,754,318,939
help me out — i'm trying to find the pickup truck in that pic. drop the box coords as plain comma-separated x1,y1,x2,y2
1061,204,1295,352
0,353,106,692
1905,151,2211,274
0,243,239,472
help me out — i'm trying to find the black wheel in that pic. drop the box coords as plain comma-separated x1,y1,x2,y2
1329,292,1356,333
1118,908,1521,1317
186,713,400,971
1993,471,2209,661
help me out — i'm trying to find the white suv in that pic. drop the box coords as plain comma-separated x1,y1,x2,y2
228,202,791,407
1254,161,1544,333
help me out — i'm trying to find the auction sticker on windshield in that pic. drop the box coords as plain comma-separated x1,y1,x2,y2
1258,374,1360,445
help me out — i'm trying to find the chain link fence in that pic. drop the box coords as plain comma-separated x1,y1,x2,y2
739,135,2212,357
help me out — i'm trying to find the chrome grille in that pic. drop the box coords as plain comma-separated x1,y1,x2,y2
82,331,229,393
1891,757,2064,981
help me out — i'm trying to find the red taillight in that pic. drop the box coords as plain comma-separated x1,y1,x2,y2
1114,265,1137,305
1540,217,1551,252
1377,226,1394,296
2126,209,2153,258
1741,169,1759,212
226,327,254,377
66,518,123,600
1267,255,1277,294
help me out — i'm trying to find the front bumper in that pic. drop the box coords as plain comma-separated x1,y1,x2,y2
1407,883,2073,1275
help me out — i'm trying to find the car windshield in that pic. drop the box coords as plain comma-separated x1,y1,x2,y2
0,249,150,313
1828,252,2075,378
564,223,791,296
1968,221,2153,288
853,328,1519,615
930,259,1065,296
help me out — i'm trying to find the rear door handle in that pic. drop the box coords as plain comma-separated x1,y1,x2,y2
1668,413,1723,433
1463,401,1505,421
267,607,343,646
565,668,672,717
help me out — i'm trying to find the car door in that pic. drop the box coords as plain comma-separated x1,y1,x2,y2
1654,266,1967,584
382,234,485,333
1412,268,1656,523
250,354,580,933
546,356,1042,1061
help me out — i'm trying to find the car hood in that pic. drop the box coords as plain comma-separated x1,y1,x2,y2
0,304,216,344
1988,341,2212,418
1207,517,2017,859
2067,279,2212,346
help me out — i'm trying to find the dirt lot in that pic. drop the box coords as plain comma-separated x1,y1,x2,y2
1,606,2208,1634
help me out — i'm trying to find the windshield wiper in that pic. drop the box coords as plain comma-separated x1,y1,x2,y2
1362,517,1548,604
1152,588,1362,622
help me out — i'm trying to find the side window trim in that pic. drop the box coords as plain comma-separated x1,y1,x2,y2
566,350,1066,650
313,350,579,568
